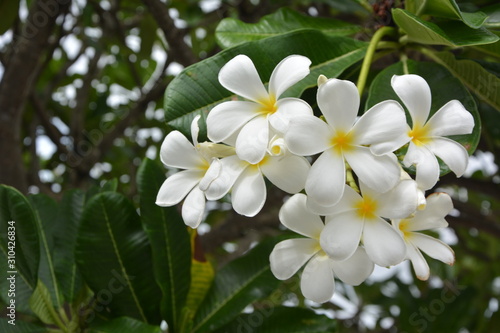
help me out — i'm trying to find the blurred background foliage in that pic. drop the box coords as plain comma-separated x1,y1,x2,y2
0,0,499,332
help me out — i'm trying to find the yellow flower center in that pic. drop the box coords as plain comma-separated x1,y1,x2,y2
250,155,269,170
331,130,354,154
354,196,378,220
258,95,277,115
397,219,412,239
408,123,430,146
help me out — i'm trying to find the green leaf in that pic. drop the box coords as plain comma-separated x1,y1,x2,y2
421,50,500,112
29,194,63,309
0,0,20,35
192,238,281,333
413,0,487,28
75,192,162,324
88,316,162,333
0,318,46,333
29,280,66,327
472,31,500,58
481,3,500,28
215,7,361,48
365,60,481,175
0,185,39,312
393,8,499,46
54,189,86,303
136,158,191,331
214,306,337,333
164,30,367,138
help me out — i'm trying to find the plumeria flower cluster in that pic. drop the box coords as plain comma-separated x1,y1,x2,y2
156,54,474,303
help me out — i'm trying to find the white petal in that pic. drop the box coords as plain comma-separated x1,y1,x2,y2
269,98,313,133
156,170,203,206
285,115,333,156
352,100,407,149
300,254,335,303
218,54,268,102
207,101,260,143
374,179,418,219
235,115,269,164
317,78,359,130
261,155,310,193
427,137,470,177
160,131,205,169
231,166,266,217
370,133,411,156
279,193,324,239
344,147,400,194
391,74,431,127
404,143,440,190
198,159,221,191
405,192,453,231
269,55,311,98
409,233,455,265
406,242,430,280
320,210,363,261
191,115,201,146
182,186,206,228
426,100,475,137
307,184,361,216
205,155,247,200
363,217,406,267
306,198,339,216
306,149,346,207
270,238,319,280
332,247,374,285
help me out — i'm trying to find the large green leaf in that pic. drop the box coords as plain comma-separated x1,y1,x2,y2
421,50,500,112
75,192,162,324
0,318,46,333
215,7,361,48
214,306,337,333
88,316,162,333
136,159,191,332
0,185,39,312
54,189,86,303
481,3,500,28
409,0,487,28
28,280,67,328
393,8,499,46
164,30,367,138
365,60,481,175
192,238,281,333
29,194,63,309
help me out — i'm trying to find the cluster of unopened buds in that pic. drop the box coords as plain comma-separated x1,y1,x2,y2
156,54,475,303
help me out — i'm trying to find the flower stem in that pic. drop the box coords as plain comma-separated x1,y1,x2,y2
357,26,396,96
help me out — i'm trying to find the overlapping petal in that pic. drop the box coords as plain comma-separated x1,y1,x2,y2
427,137,470,177
269,55,311,98
231,166,266,216
320,210,363,261
409,233,455,265
300,253,335,304
156,169,205,206
205,155,248,200
235,115,269,164
285,115,333,155
317,78,359,130
279,193,324,239
260,155,309,194
344,147,400,193
403,193,452,231
182,186,206,228
405,242,430,280
160,131,207,169
332,247,374,285
305,149,346,207
404,143,440,190
269,98,313,133
370,179,418,219
269,238,319,280
207,101,260,143
218,54,268,102
391,74,431,126
362,217,406,267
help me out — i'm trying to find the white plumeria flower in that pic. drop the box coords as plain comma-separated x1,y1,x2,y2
285,77,408,209
269,194,374,303
205,140,310,217
319,180,418,267
156,116,225,228
392,192,455,280
207,54,313,165
391,74,475,190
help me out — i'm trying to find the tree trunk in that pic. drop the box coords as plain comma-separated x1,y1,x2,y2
0,0,69,193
